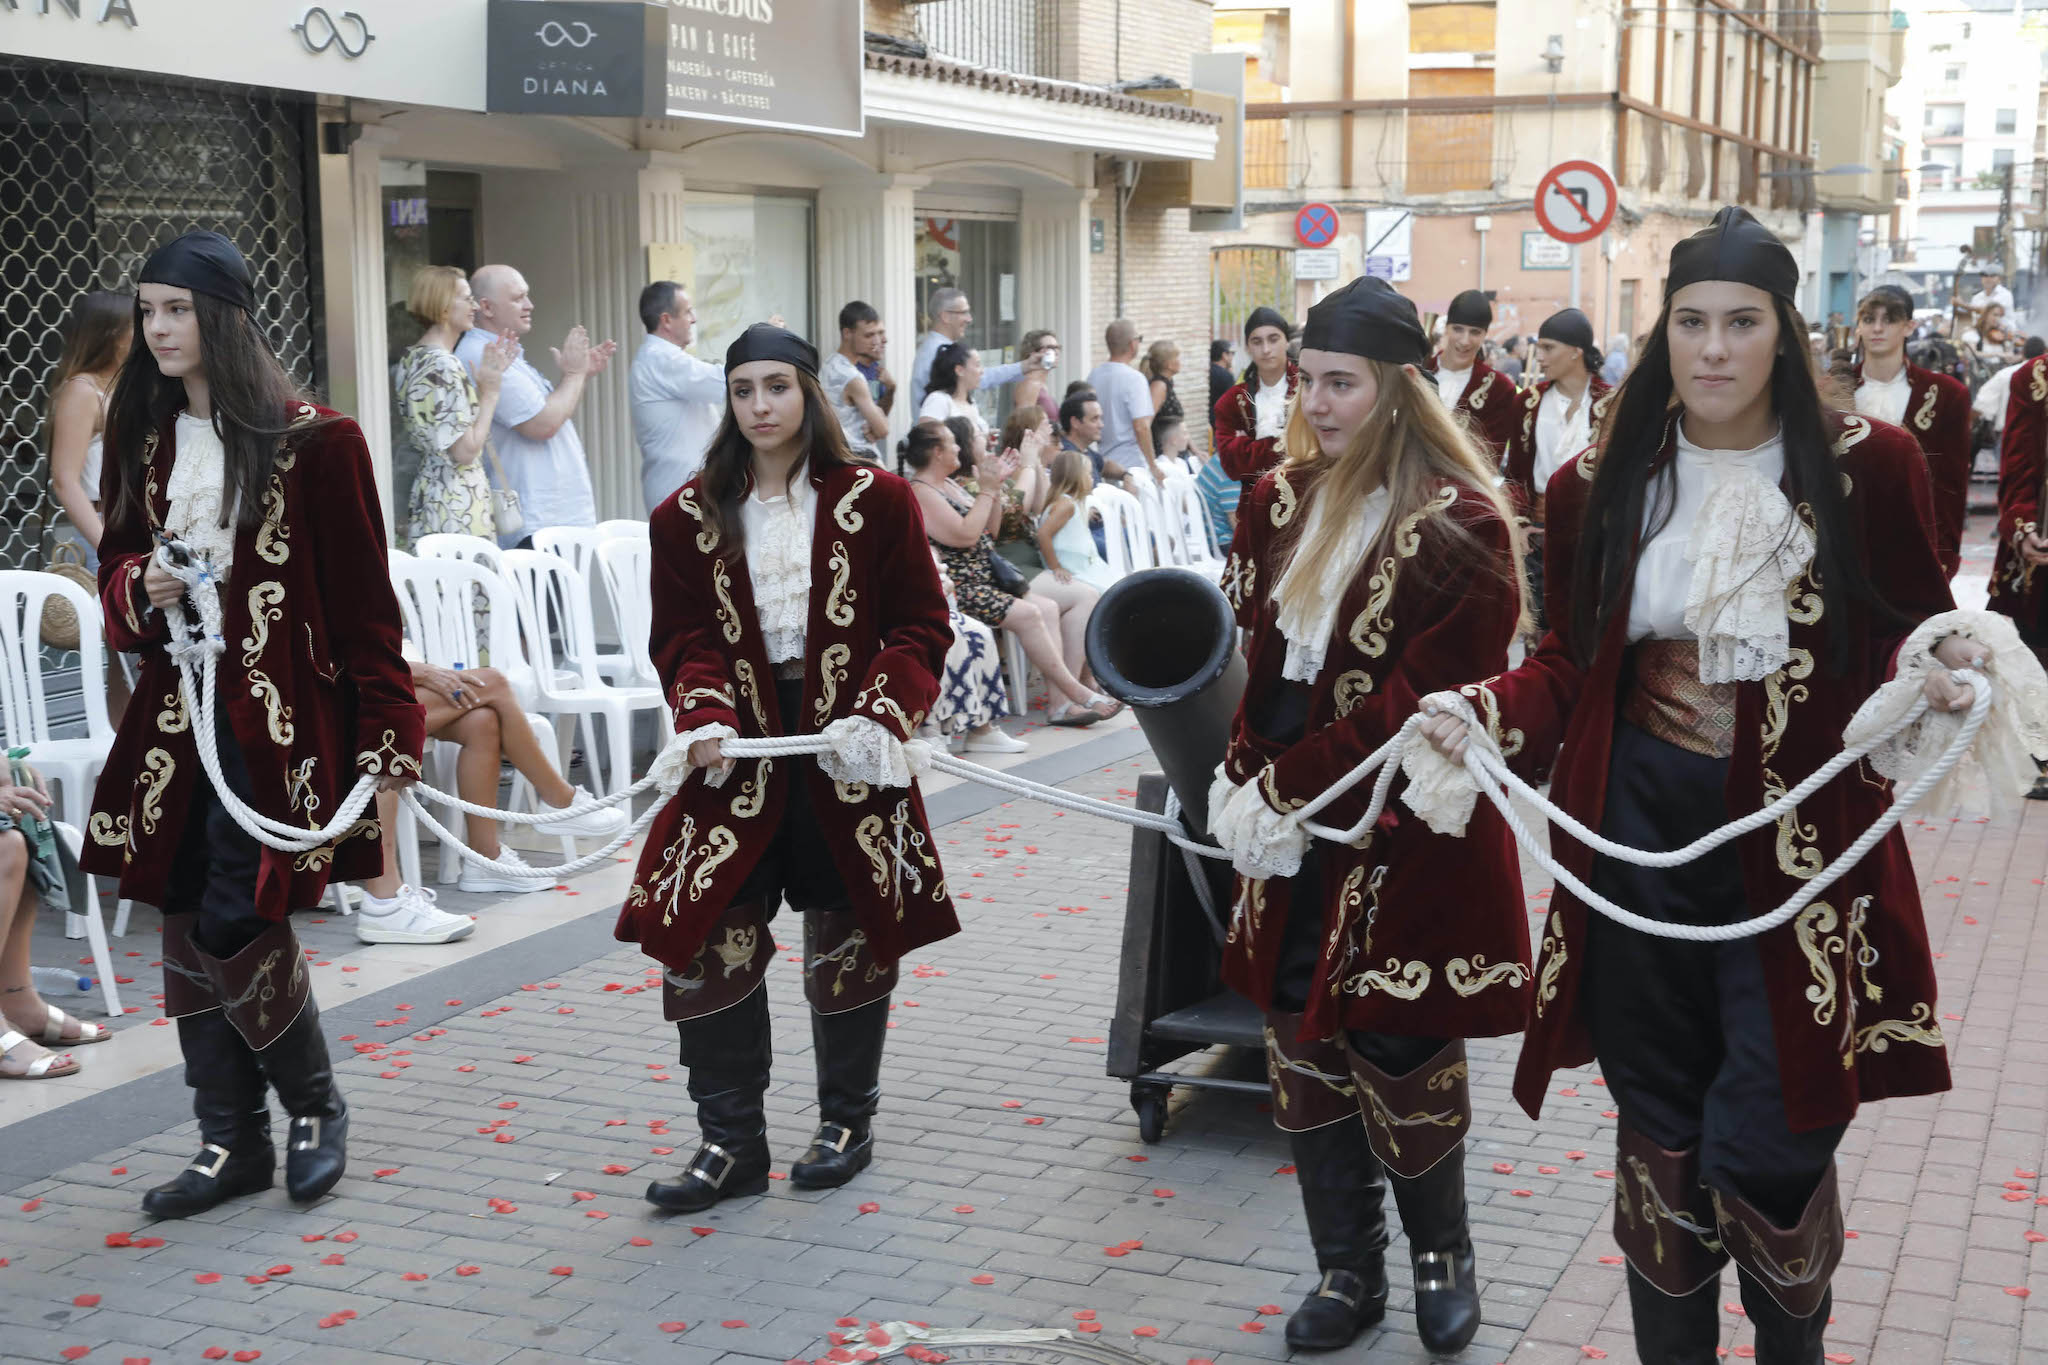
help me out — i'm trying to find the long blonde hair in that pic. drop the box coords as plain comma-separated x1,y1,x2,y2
1271,359,1524,628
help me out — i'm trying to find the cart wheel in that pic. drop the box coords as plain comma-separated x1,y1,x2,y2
1132,1082,1169,1144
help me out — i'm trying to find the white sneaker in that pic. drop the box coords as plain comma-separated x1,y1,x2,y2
532,787,628,839
354,885,475,945
457,845,551,894
962,726,1030,754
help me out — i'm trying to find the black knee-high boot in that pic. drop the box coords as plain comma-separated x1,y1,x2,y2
1736,1270,1828,1365
1716,1170,1842,1365
141,1010,274,1219
791,994,890,1188
1285,1114,1390,1350
646,979,773,1212
1612,1127,1730,1365
1626,1264,1724,1364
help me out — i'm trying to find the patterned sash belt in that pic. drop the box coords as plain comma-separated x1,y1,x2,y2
1621,638,1737,759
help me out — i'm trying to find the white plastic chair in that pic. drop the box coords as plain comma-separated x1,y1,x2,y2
0,572,121,1014
593,536,666,706
390,554,574,882
533,526,631,683
498,550,665,797
1160,475,1225,581
596,518,650,543
1087,485,1154,577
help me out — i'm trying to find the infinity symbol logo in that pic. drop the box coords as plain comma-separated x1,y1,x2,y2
536,20,597,47
294,7,375,59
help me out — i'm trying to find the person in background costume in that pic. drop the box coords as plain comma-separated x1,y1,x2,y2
1503,308,1613,632
1845,284,1971,577
1211,307,1299,521
1210,276,1532,1354
618,324,958,1213
85,230,423,1218
1987,329,2048,797
1426,289,1519,463
1418,207,2043,1363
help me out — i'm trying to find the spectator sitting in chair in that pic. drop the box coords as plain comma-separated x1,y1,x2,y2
0,758,107,1079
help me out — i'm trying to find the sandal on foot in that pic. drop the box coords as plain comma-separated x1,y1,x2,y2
1045,702,1101,728
0,1029,80,1079
1085,694,1125,720
23,1005,110,1045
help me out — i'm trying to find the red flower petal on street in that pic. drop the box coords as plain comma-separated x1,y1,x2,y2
721,1319,748,1328
1559,1087,1579,1097
689,1226,715,1237
858,1201,880,1214
1077,1323,1102,1334
629,1237,654,1247
571,1191,595,1202
2026,1231,2047,1243
266,1265,292,1276
1565,1150,1586,1160
1492,1162,1515,1174
402,1272,427,1282
456,1265,481,1276
2019,1169,2040,1179
1273,1163,1294,1174
1073,1311,1097,1321
1598,1255,1624,1265
233,1354,261,1362
549,1266,573,1276
1824,1355,1856,1364
971,1273,995,1284
74,1294,101,1307
195,1272,223,1284
321,1254,346,1266
333,1232,358,1242
20,1198,42,1212
954,1204,975,1213
61,1349,89,1361
204,1352,228,1361
1153,1188,1175,1198
1023,1117,1045,1126
2007,1286,2031,1297
1512,1189,1533,1197
1000,1100,1022,1109
1580,1350,1607,1360
456,1065,475,1073
602,1164,631,1175
1255,1303,1282,1314
660,1322,688,1333
132,1235,165,1249
244,1275,269,1286
103,1232,130,1247
1133,1327,1159,1338
373,1169,398,1178
1238,1322,1265,1333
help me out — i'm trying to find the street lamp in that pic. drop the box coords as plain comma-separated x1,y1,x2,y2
1541,35,1565,74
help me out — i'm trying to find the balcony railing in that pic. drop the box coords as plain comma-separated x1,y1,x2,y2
912,0,1067,82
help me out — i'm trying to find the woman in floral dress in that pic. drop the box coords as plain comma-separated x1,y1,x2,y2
395,266,513,545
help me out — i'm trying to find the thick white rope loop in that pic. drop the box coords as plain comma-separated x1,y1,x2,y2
151,541,1996,932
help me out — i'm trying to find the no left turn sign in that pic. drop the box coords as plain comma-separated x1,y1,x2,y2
1533,161,1617,245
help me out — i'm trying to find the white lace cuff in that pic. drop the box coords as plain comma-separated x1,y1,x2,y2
655,723,739,791
1843,609,2048,816
1207,764,1308,879
1398,691,1487,837
815,716,930,789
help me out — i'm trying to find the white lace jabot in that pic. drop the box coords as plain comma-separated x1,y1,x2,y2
165,412,237,576
1626,419,1813,683
740,480,813,664
1271,484,1391,683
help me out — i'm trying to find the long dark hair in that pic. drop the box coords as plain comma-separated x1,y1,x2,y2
930,343,973,399
1569,293,1892,675
103,291,327,540
49,290,131,402
697,365,854,561
943,416,979,481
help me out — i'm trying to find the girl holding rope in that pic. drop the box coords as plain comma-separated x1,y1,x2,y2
1207,277,1531,1354
1419,207,2010,1362
85,231,426,1219
617,324,957,1214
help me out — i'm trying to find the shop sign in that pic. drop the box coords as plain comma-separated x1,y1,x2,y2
0,0,138,24
1522,232,1572,270
1293,248,1341,281
487,0,666,118
662,0,862,137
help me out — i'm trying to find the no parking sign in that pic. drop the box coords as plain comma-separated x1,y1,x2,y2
1294,203,1339,249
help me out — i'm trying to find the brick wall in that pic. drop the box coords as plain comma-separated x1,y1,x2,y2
1066,0,1215,89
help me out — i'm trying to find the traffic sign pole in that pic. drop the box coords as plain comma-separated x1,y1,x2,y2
1570,243,1582,310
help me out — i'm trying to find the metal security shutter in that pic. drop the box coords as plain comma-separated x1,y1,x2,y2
0,57,319,575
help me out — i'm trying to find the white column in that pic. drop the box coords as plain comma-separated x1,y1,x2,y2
818,173,926,449
1019,184,1096,402
341,127,401,536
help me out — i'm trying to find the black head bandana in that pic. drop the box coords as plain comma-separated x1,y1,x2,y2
724,322,818,377
1446,289,1492,330
139,230,256,314
1665,205,1799,304
1244,306,1291,342
1300,277,1429,368
1539,308,1602,376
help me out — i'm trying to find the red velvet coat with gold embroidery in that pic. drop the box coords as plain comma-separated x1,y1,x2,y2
1502,377,1612,524
1475,413,1954,1133
614,463,960,972
1855,362,1971,576
1216,467,1531,1043
1426,357,1520,463
1212,362,1300,505
82,404,424,920
1990,353,2048,633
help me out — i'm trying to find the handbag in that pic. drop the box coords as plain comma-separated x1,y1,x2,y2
483,440,524,539
39,537,95,650
987,548,1031,597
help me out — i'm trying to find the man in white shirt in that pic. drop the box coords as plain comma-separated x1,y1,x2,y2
1085,318,1162,485
908,286,1045,412
1969,269,2016,319
458,264,616,547
1978,335,2047,437
820,300,893,461
630,281,727,513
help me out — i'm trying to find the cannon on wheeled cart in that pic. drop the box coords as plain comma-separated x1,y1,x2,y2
1084,569,1265,1143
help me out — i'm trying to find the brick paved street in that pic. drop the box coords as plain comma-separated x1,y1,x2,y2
6,541,2046,1363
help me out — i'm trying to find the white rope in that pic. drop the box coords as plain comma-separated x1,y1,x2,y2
145,540,1997,940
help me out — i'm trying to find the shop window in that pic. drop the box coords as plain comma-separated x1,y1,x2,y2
382,164,483,532
914,215,1022,429
683,191,815,361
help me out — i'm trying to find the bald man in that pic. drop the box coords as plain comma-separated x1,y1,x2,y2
1085,318,1162,484
455,264,617,546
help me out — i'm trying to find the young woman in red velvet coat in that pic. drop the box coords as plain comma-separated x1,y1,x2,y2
1423,208,1995,1363
85,231,424,1220
1209,276,1530,1354
617,324,957,1215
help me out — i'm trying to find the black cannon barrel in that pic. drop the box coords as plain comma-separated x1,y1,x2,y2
1083,568,1246,836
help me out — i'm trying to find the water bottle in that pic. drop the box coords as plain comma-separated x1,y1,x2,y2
31,965,92,997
